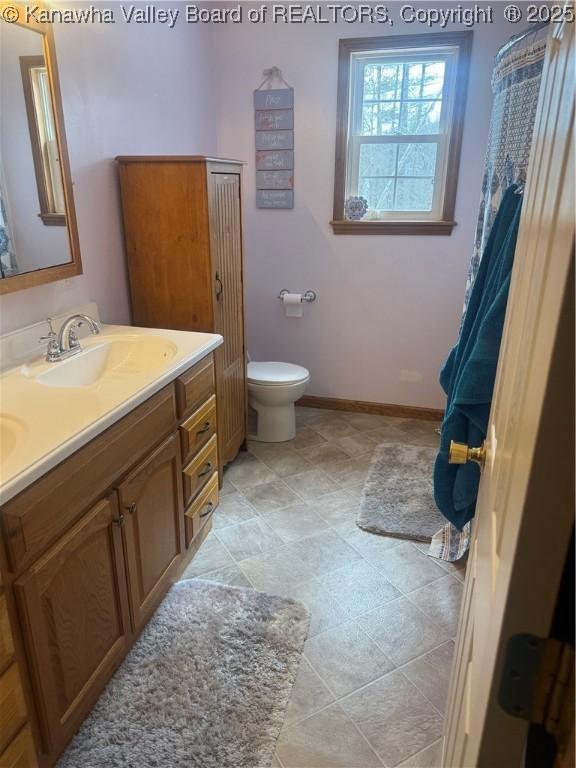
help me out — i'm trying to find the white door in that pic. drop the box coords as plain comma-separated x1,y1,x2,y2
443,21,574,768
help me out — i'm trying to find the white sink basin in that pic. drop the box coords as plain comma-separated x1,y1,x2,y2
35,336,178,388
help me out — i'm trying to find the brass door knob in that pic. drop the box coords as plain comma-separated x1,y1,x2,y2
449,440,487,468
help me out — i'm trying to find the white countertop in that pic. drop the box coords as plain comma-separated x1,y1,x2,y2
0,324,222,506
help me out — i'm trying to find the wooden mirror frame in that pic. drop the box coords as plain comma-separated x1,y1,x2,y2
0,2,82,295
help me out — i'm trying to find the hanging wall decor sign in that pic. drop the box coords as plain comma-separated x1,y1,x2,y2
254,68,294,209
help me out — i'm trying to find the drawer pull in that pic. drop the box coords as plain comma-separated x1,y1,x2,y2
200,502,214,518
196,421,212,436
197,462,212,478
113,513,125,528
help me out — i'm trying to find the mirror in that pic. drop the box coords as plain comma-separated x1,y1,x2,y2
0,4,81,293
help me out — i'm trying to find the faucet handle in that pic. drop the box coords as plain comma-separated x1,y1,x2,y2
39,318,57,342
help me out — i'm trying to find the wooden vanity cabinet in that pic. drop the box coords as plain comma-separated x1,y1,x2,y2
118,433,184,632
117,156,248,473
13,495,131,756
0,352,219,767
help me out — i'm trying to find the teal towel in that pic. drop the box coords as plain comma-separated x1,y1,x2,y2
434,185,523,530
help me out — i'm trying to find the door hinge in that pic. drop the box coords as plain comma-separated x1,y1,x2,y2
499,634,574,751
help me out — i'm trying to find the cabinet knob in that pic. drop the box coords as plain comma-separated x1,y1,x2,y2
113,513,125,528
126,503,137,515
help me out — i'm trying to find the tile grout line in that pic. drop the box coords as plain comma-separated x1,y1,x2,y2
303,632,451,717
273,750,286,768
282,666,389,768
295,615,450,726
292,653,444,766
397,739,444,768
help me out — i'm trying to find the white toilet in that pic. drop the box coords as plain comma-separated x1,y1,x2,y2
247,361,310,442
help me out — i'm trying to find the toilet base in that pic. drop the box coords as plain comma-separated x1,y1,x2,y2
250,401,296,443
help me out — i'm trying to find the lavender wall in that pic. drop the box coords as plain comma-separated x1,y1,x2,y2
0,9,520,410
213,11,518,409
0,18,217,334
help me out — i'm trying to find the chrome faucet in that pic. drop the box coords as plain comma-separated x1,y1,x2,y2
40,314,101,363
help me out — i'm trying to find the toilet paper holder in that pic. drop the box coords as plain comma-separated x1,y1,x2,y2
278,289,317,303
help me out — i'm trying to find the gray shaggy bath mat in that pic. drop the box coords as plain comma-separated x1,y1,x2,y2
58,579,310,768
357,442,445,542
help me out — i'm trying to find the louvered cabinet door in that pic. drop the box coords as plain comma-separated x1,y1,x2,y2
209,171,247,466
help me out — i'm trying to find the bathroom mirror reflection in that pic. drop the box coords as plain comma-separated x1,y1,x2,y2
0,9,81,291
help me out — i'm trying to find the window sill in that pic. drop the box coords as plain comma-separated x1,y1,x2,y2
39,212,66,227
330,219,456,235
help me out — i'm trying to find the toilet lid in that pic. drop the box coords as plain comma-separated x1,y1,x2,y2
247,361,309,386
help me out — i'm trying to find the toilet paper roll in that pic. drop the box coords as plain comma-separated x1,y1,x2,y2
282,292,303,317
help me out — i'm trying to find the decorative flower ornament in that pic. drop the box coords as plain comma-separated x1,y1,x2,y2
344,196,368,220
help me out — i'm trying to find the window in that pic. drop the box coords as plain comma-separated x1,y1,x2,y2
20,56,66,226
332,33,472,234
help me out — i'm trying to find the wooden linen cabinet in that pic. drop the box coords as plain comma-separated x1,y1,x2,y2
117,156,248,472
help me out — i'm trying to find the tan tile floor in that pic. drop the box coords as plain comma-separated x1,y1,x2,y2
180,407,466,768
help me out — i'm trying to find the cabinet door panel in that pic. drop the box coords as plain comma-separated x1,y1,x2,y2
119,434,184,632
209,172,247,465
13,496,131,755
0,664,27,754
0,725,38,768
0,591,15,672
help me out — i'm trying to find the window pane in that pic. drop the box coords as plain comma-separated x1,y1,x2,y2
359,177,395,211
363,63,403,101
394,178,434,211
361,102,401,136
359,143,397,177
397,143,437,176
400,100,442,135
362,99,443,136
406,63,424,98
359,59,446,136
422,62,445,98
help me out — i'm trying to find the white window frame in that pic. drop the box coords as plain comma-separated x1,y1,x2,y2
347,47,459,221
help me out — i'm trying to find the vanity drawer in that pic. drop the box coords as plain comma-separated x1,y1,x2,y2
2,386,177,574
185,472,218,547
0,591,15,672
180,395,217,465
182,435,218,507
0,664,28,755
176,355,215,421
0,724,38,768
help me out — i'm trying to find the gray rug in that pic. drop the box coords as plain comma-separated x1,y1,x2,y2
357,442,445,542
58,579,310,768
